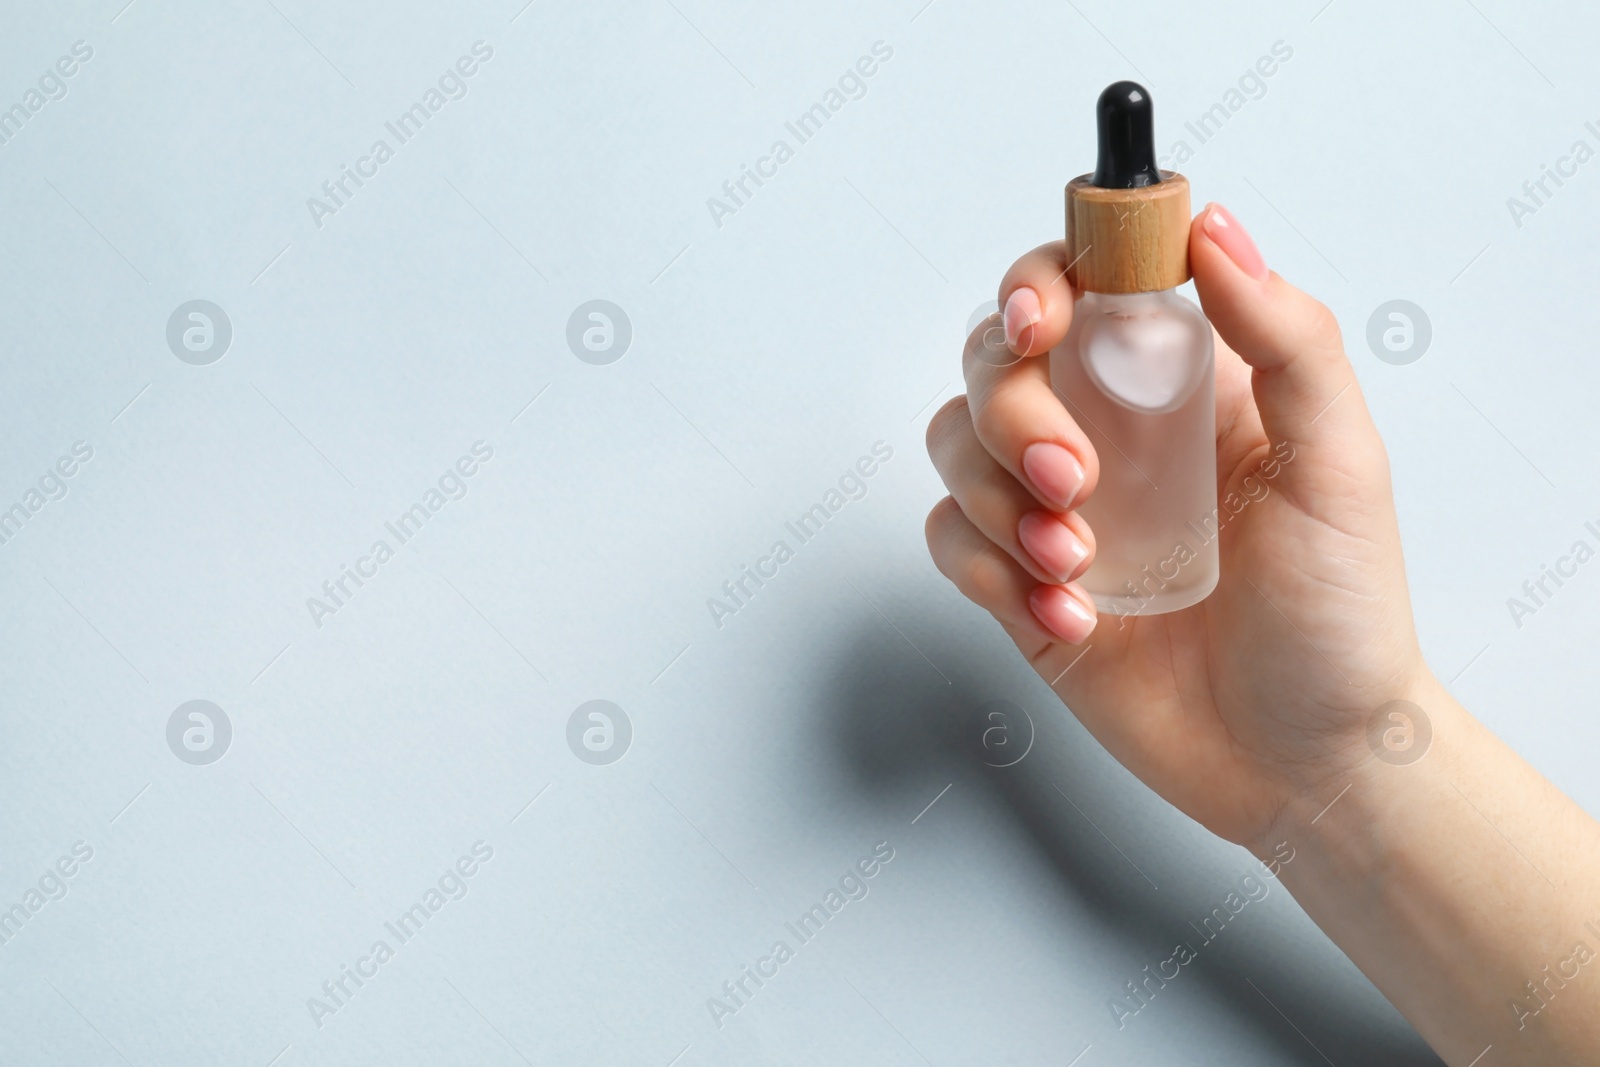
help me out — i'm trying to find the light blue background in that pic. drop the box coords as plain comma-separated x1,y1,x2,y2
1,0,1596,1063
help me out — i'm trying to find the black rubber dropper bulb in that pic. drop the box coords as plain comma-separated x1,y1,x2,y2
1091,80,1162,189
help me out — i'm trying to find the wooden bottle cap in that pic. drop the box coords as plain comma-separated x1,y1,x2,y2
1065,171,1191,294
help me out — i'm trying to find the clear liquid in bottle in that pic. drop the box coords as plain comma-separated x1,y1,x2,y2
1052,288,1217,618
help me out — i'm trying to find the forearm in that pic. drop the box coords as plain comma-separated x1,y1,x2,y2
1262,676,1600,1065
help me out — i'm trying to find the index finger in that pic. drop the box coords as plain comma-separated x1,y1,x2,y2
999,241,1079,358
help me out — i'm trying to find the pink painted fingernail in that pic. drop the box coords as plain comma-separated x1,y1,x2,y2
1021,442,1085,510
1003,286,1042,353
1203,203,1269,282
1029,584,1097,643
1018,512,1090,582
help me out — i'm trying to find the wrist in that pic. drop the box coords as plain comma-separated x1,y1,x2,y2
1239,677,1600,1062
1247,670,1472,865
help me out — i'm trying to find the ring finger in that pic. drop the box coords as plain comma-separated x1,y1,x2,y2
925,496,1098,645
927,395,1097,585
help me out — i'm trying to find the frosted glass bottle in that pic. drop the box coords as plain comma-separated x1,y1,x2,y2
1052,288,1217,617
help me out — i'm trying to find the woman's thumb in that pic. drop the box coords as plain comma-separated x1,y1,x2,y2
1190,204,1369,453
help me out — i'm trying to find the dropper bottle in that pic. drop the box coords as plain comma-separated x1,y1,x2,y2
1052,81,1218,618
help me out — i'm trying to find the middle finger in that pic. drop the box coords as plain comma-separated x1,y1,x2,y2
927,395,1097,585
962,321,1100,514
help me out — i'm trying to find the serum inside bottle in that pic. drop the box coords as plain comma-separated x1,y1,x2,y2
1052,82,1218,618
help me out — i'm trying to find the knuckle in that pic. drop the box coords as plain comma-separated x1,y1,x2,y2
925,395,970,459
968,391,1008,451
1301,298,1345,354
924,496,962,556
961,548,1013,607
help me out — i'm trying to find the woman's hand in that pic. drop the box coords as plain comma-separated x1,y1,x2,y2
924,203,1430,852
